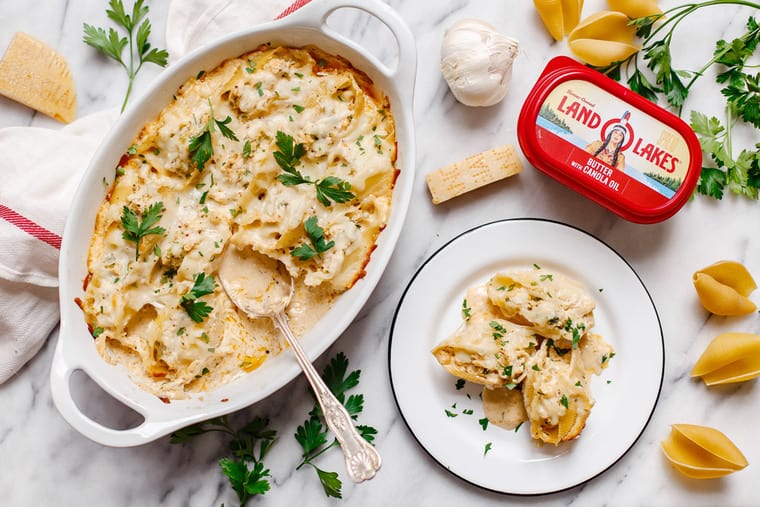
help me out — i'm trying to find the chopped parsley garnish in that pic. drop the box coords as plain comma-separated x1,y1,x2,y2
532,364,541,371
462,409,474,415
274,131,355,206
120,201,165,261
502,365,513,377
92,326,104,338
560,394,569,409
462,299,472,320
455,379,465,390
489,321,507,334
245,59,256,73
242,139,252,159
180,272,216,323
293,104,305,113
255,81,263,96
188,106,239,171
540,274,553,281
563,318,586,349
514,422,523,432
483,442,493,456
373,134,383,154
291,216,335,261
479,417,489,430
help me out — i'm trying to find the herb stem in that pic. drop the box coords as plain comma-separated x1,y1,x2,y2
297,439,339,469
726,103,734,159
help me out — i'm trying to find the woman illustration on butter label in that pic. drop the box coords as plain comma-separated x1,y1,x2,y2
586,111,630,171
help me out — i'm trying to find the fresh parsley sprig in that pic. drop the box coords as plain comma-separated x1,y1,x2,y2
274,131,356,206
83,0,169,113
291,216,335,261
294,352,378,499
180,272,216,322
171,415,276,506
189,104,240,171
595,3,760,201
120,201,165,260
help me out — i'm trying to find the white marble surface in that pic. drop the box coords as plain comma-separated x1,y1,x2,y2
3,0,760,506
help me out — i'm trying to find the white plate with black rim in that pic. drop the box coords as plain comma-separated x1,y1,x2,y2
388,218,663,495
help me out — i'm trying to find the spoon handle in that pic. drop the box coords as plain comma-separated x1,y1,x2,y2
273,312,382,483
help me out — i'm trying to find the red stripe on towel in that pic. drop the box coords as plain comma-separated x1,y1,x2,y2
275,0,313,19
0,204,62,249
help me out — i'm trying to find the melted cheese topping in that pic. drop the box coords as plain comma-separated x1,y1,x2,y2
82,45,398,399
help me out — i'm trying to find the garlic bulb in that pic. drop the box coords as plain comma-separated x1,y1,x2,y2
440,19,519,107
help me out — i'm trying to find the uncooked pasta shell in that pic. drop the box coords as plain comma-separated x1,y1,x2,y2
697,260,757,297
661,424,747,479
568,39,639,67
691,332,760,385
567,11,639,66
693,272,757,316
569,11,637,44
607,0,662,19
560,0,584,34
534,0,566,41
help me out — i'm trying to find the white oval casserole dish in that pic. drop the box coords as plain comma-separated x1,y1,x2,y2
51,0,416,447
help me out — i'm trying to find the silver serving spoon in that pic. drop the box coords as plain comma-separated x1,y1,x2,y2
218,246,381,483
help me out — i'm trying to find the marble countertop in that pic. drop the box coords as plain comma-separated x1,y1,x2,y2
3,0,760,506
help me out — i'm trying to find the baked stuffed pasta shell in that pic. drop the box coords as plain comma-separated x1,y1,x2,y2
522,333,612,445
486,266,595,349
432,285,537,387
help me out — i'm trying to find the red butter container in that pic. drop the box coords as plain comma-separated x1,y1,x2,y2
517,56,702,224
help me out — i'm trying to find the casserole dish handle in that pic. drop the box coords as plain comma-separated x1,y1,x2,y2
50,337,185,447
284,0,416,93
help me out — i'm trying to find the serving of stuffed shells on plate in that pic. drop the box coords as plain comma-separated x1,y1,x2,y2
389,219,663,494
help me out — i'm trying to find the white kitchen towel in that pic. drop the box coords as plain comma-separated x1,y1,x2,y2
0,110,117,383
0,0,309,383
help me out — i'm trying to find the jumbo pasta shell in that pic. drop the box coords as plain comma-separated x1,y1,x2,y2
534,0,566,41
569,11,638,44
568,39,639,67
607,0,662,19
691,332,760,385
568,11,639,67
693,273,757,316
697,260,757,297
560,0,584,34
661,424,748,479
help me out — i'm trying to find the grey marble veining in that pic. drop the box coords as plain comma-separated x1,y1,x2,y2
3,0,760,506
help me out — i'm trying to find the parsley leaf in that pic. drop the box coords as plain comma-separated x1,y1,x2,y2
315,176,354,207
171,415,276,506
274,131,355,206
188,127,213,171
291,216,335,261
120,201,165,260
82,0,168,112
189,107,240,171
315,468,342,499
180,272,216,322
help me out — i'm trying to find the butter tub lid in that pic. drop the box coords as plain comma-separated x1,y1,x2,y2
517,56,702,224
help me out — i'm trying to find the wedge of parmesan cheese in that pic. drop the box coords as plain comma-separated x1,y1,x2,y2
0,32,77,123
426,144,523,204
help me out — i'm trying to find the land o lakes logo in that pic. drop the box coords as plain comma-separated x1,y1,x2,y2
556,93,680,174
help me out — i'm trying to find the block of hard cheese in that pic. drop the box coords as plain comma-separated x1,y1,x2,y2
0,32,77,123
426,144,523,204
